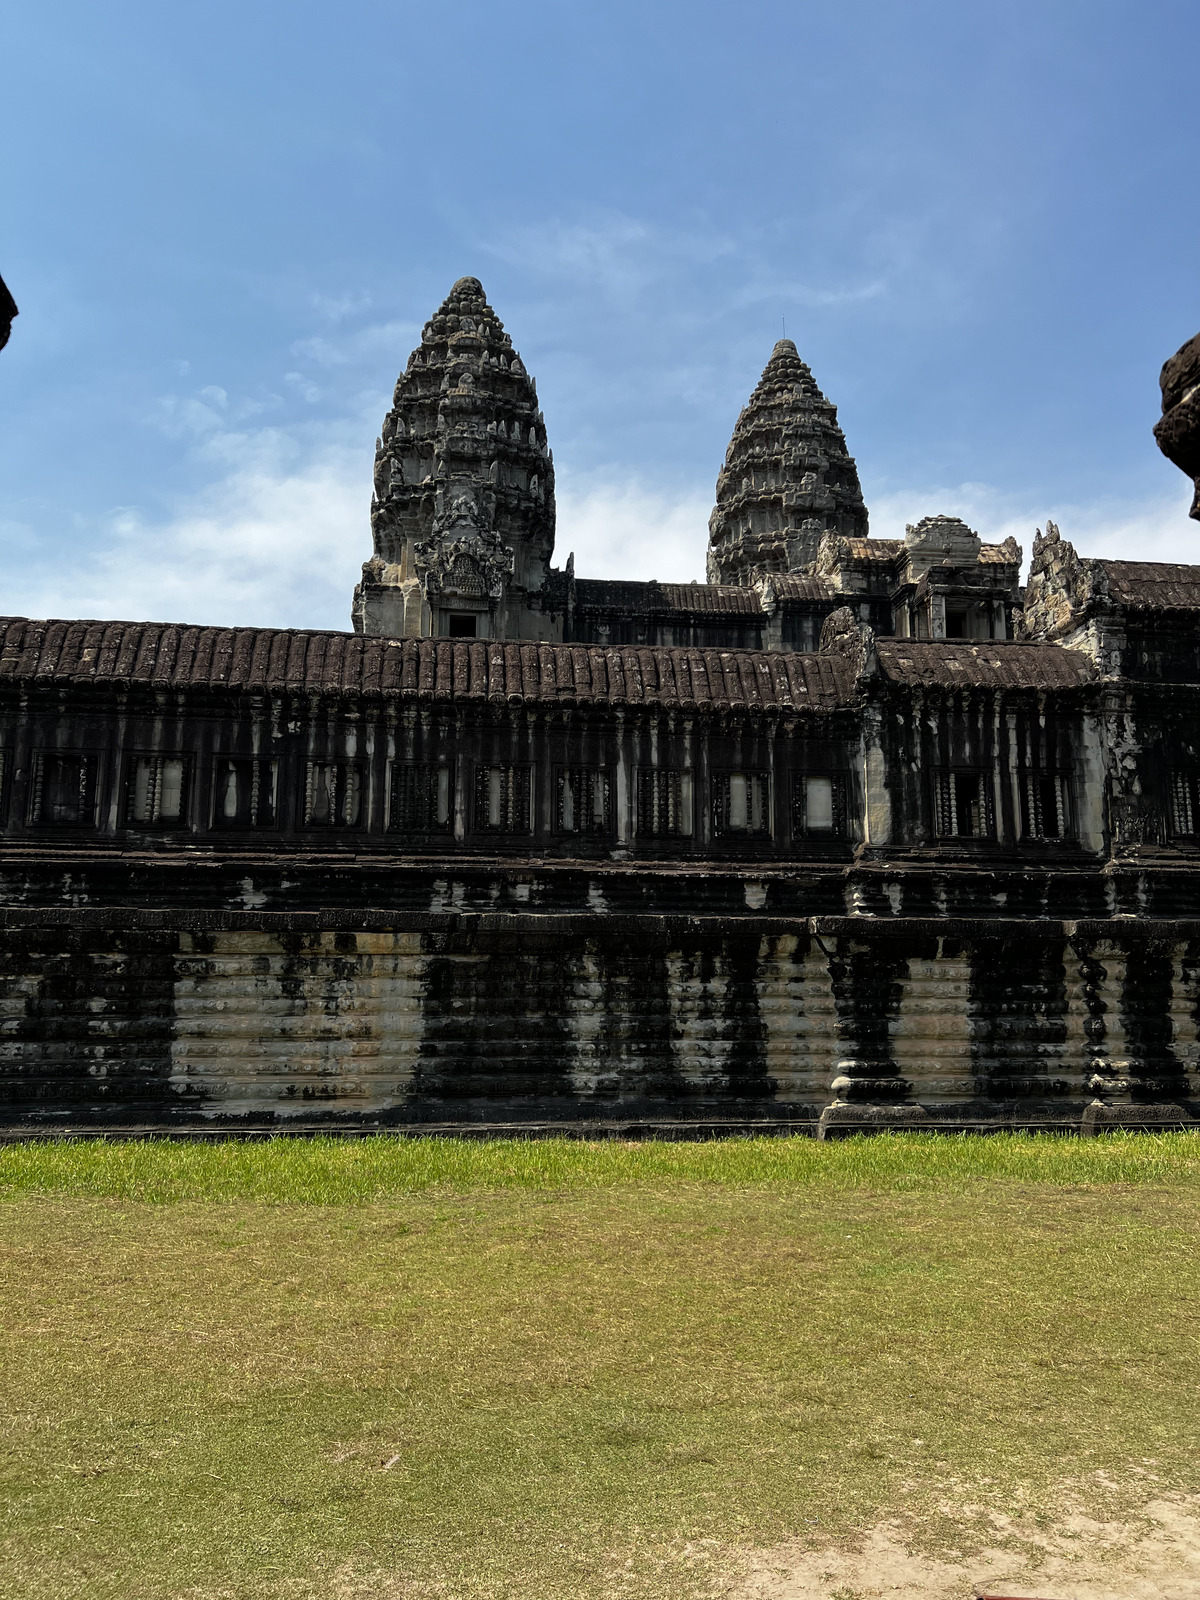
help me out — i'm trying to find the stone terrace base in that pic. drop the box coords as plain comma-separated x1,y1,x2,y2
3,909,1200,1134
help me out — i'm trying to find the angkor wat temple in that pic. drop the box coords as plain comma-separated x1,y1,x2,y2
4,277,1200,1135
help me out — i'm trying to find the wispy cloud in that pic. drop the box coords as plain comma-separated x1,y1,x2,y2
6,338,1193,635
0,438,711,630
483,209,886,321
2,420,370,631
484,213,737,308
7,436,1194,633
307,289,375,323
555,472,710,582
289,320,419,368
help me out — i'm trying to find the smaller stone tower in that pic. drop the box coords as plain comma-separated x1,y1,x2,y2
707,339,867,585
353,277,556,640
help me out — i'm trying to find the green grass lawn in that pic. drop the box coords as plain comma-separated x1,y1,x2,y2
1,1133,1199,1600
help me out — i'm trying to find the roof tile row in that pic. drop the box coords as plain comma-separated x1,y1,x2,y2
875,639,1095,689
1100,560,1200,610
0,618,856,714
572,579,764,615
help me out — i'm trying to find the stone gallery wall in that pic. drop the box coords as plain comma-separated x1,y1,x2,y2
2,906,1196,1133
5,290,1200,1136
0,608,1199,1134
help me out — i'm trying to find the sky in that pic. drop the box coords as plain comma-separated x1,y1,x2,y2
2,0,1198,631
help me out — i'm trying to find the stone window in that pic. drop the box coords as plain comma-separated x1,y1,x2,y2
791,773,847,837
713,771,771,837
304,762,363,828
1019,772,1072,839
445,613,478,638
1170,772,1200,837
31,752,95,826
389,763,453,833
125,755,188,827
556,767,612,834
934,770,993,838
636,769,693,838
473,764,532,833
212,759,278,829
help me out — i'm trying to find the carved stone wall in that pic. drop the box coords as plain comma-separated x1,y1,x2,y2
354,278,556,640
707,340,868,586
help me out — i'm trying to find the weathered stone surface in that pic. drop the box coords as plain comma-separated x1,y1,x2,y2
1,913,1197,1131
352,285,1021,648
1154,330,1200,521
901,514,981,575
707,340,868,585
354,277,556,640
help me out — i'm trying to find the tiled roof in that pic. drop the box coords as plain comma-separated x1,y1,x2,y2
573,576,838,609
572,579,762,615
840,538,904,562
1099,560,1200,610
765,575,837,602
875,639,1095,690
0,618,855,714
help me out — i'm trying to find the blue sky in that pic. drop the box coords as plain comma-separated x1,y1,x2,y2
2,0,1198,629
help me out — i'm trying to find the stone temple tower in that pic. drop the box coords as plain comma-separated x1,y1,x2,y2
353,277,556,640
707,339,868,586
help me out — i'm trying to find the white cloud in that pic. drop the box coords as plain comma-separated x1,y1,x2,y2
1,443,713,630
3,427,371,631
560,475,1200,588
730,276,888,311
555,473,711,582
284,371,322,404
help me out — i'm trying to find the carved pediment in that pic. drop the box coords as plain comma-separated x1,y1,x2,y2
414,494,513,603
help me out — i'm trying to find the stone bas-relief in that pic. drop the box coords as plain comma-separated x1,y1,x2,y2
2,283,1200,1133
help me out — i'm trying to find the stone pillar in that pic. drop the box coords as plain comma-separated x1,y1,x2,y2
859,703,891,848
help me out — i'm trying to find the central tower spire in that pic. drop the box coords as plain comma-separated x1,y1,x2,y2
353,277,556,639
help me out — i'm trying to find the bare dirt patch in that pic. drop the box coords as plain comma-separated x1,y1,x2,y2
730,1492,1200,1600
